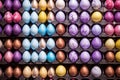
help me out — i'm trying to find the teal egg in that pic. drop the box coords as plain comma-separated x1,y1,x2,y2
31,24,38,36
22,24,30,36
47,24,55,36
22,39,30,50
47,51,56,63
38,24,47,36
47,38,55,50
39,51,47,62
22,0,31,11
31,51,38,62
31,11,38,23
23,51,31,62
31,38,38,50
22,11,30,23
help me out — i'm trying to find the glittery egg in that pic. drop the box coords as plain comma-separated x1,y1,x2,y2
22,0,31,11
80,38,90,50
92,50,102,63
91,66,102,78
69,38,78,50
56,11,65,22
22,51,31,63
92,24,102,36
69,24,78,36
38,11,47,23
39,51,47,62
31,11,38,23
105,38,115,50
22,24,30,36
80,24,90,36
47,23,55,36
22,39,30,50
56,65,66,77
39,38,46,50
31,38,38,50
91,11,102,23
47,51,56,63
30,24,38,36
69,51,78,63
23,66,32,78
91,37,102,49
47,38,55,50
80,11,90,23
31,51,38,62
80,0,90,10
38,24,46,36
69,0,78,10
104,24,114,36
22,11,30,23
69,11,78,23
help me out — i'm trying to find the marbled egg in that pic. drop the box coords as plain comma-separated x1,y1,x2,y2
69,11,78,23
69,0,78,10
31,51,38,62
31,38,38,50
47,38,55,50
80,11,90,23
116,39,120,50
80,24,90,36
39,51,47,62
92,0,101,10
38,11,47,23
22,0,31,11
30,24,38,36
22,51,31,62
56,11,65,22
23,66,32,78
80,51,90,63
47,23,55,36
92,24,102,36
22,11,30,23
39,66,47,78
38,24,46,36
80,0,90,10
105,38,115,50
31,11,38,23
91,37,102,49
22,39,30,50
91,66,102,78
47,51,56,63
22,24,30,36
69,38,78,50
80,38,90,50
39,38,46,50
69,51,78,63
56,65,66,77
69,24,78,36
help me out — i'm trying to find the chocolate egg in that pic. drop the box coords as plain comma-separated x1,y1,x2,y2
31,0,38,10
69,24,78,36
105,51,115,62
39,51,47,62
80,38,90,50
69,65,78,77
115,25,120,36
39,66,47,78
32,67,39,78
115,51,120,62
38,11,47,23
13,24,21,36
22,24,30,36
80,0,90,10
92,24,102,36
22,11,30,23
69,0,78,10
80,11,90,23
92,50,102,63
56,65,66,77
39,38,46,50
80,24,90,36
14,67,21,78
47,51,56,63
56,0,65,10
116,66,120,77
105,38,115,50
91,11,102,23
22,38,30,50
31,51,38,62
13,51,22,62
48,67,55,78
92,0,101,10
39,0,47,11
4,51,13,63
116,39,120,50
56,38,65,49
13,39,21,49
22,0,31,11
31,11,38,23
105,66,114,77
104,24,114,36
4,24,12,36
48,0,55,10
56,11,65,22
47,38,55,50
47,23,55,36
23,66,32,78
38,24,46,36
0,40,3,48
91,66,102,78
4,39,12,50
31,38,38,50
69,51,78,63
80,51,90,63
91,37,102,49
69,38,78,50
23,51,31,63
69,11,78,23
56,50,65,63
80,65,89,77
5,66,13,78
48,11,55,22
56,24,65,35
30,24,38,36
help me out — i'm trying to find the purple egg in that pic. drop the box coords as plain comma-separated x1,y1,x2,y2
92,24,102,36
56,11,65,22
69,38,78,50
69,0,78,10
115,12,120,22
0,26,2,34
80,51,90,63
92,50,102,63
4,0,12,10
0,13,2,21
80,11,90,23
69,11,78,23
0,53,2,61
13,0,21,10
13,51,22,62
80,38,90,50
104,12,114,22
91,37,102,49
13,24,21,36
69,51,78,63
80,0,90,10
69,24,78,36
4,24,12,36
80,24,90,36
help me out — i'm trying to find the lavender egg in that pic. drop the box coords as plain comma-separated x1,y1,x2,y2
31,38,38,50
47,38,55,50
92,50,102,63
92,0,101,10
22,11,30,23
22,38,30,50
80,11,90,23
92,24,102,36
69,0,78,10
80,24,90,36
80,51,90,63
80,38,90,50
13,51,22,62
31,11,38,23
104,12,114,22
22,51,31,63
80,0,90,10
56,11,65,22
31,51,38,62
69,51,78,63
69,11,78,23
91,37,102,49
30,24,38,36
91,66,102,78
69,38,78,50
13,24,21,36
22,24,30,36
39,51,47,62
115,12,120,22
4,24,12,36
69,24,78,36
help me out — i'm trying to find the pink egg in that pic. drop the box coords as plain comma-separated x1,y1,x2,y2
4,51,13,63
13,12,21,23
4,11,13,23
115,25,120,36
0,53,2,61
0,1,3,9
104,24,114,36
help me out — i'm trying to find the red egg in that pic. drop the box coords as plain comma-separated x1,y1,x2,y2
105,0,114,10
115,0,120,10
4,11,13,23
104,24,114,36
13,12,21,23
115,25,120,36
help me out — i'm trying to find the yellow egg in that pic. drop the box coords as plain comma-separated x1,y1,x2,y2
39,0,47,11
116,39,120,50
105,38,115,50
56,65,66,77
23,66,32,78
115,51,120,62
91,11,102,23
39,66,47,78
39,11,47,23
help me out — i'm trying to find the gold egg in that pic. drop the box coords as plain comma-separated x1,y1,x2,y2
32,67,39,78
56,65,66,77
39,66,47,78
31,0,38,9
115,51,120,62
48,0,55,10
23,66,32,78
48,67,55,78
4,39,12,50
91,11,102,23
39,38,46,49
39,0,47,11
5,66,13,78
116,39,120,50
105,38,115,50
48,11,55,22
105,51,115,62
39,11,47,23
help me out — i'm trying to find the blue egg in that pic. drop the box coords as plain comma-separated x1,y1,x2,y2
22,24,30,36
31,51,38,62
22,0,31,11
47,51,56,63
39,51,47,62
47,38,55,50
22,39,30,50
22,11,30,23
31,38,38,50
38,24,46,36
23,51,31,62
31,11,38,23
47,24,55,36
31,24,38,36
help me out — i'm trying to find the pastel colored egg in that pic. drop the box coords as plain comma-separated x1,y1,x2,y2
91,66,102,78
92,0,101,10
39,66,47,78
31,11,38,23
39,0,47,11
56,65,66,77
47,23,55,36
47,51,56,63
104,24,114,36
4,51,13,63
56,11,65,22
23,66,32,78
69,51,78,63
48,11,55,22
92,24,102,36
80,24,90,36
30,24,38,36
31,51,38,62
47,38,55,50
69,0,78,10
22,24,30,36
91,37,102,49
92,50,102,63
55,0,65,10
91,11,102,23
80,11,90,23
32,67,39,78
80,38,90,50
22,51,31,63
80,51,90,63
80,0,90,10
69,11,78,23
115,25,120,36
47,0,55,10
39,38,46,50
116,39,120,50
22,11,30,23
105,38,115,50
22,39,30,50
116,51,120,62
38,11,47,23
31,38,38,50
22,0,31,11
48,67,55,78
69,24,78,36
39,51,47,62
31,0,38,10
38,24,46,36
69,38,78,50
